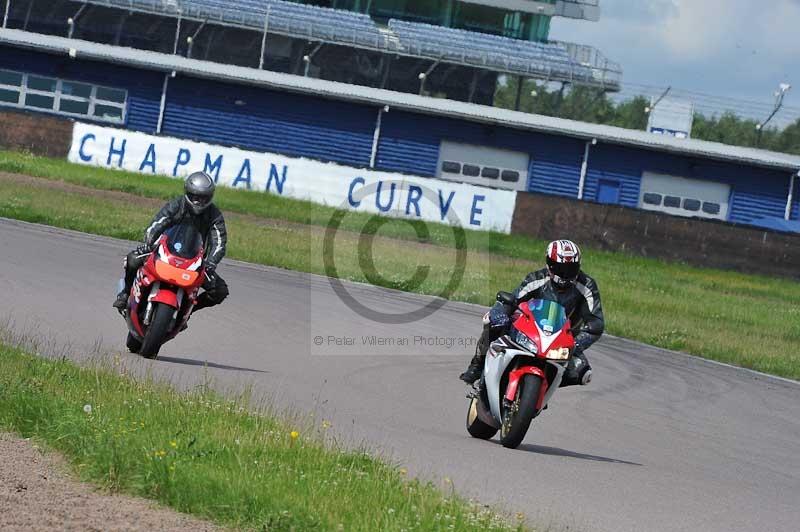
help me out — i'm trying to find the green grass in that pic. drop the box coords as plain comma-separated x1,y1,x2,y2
0,341,524,531
1,150,799,380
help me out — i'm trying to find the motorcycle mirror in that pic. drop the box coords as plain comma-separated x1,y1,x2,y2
496,291,516,307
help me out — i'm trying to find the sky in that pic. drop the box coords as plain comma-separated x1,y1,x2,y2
550,0,800,120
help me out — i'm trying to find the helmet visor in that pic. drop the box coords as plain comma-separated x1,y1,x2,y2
186,193,211,209
550,261,580,282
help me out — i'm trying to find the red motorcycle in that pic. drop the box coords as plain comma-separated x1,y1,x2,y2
119,222,206,358
466,293,576,449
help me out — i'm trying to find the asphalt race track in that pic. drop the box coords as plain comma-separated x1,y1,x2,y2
1,218,798,532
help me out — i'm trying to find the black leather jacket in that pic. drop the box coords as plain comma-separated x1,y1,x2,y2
144,197,227,269
510,268,605,353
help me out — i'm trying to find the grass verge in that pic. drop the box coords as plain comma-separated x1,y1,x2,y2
0,340,523,531
1,150,798,380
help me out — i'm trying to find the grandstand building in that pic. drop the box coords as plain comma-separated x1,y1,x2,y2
1,0,620,106
0,0,798,230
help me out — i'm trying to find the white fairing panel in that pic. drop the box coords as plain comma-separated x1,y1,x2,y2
484,342,521,421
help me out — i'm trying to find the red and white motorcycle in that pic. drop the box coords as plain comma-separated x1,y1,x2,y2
466,293,576,449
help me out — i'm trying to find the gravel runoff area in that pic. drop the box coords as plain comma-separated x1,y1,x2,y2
0,433,221,532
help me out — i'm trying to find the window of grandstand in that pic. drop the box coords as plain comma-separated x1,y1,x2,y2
0,69,126,124
437,141,529,191
639,172,730,221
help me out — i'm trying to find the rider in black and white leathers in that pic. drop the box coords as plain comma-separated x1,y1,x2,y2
462,268,604,387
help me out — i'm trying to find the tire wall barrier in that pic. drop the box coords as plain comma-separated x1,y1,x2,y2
0,109,72,158
511,191,800,279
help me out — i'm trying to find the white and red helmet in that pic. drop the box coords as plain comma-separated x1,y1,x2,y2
546,240,582,289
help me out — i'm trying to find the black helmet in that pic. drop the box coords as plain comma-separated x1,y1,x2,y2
184,171,215,214
546,240,581,290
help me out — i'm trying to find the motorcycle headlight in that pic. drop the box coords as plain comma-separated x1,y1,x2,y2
546,347,571,361
511,329,538,354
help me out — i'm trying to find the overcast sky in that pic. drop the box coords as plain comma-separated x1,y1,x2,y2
551,0,799,111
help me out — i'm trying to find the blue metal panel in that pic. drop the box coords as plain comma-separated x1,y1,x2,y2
0,46,162,133
586,146,644,207
161,76,375,167
590,144,790,223
378,110,585,196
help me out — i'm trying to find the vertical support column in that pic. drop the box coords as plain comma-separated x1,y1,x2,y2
786,171,797,221
259,6,270,69
370,106,388,169
156,72,171,135
3,0,11,29
577,139,595,200
514,75,523,111
173,12,182,55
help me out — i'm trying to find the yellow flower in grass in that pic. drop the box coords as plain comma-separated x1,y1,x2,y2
322,420,332,429
169,440,177,449
154,450,167,458
290,431,300,441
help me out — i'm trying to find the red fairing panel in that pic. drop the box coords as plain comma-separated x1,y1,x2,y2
505,366,549,410
150,289,179,308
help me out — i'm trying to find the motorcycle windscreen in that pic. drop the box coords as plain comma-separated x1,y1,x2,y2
526,299,568,336
164,223,204,259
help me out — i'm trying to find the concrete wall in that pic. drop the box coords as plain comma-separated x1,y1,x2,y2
512,191,800,279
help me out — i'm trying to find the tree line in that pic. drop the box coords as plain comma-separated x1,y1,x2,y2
494,78,800,156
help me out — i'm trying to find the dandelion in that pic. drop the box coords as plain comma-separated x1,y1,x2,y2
154,450,167,458
290,430,299,441
83,404,92,414
169,440,177,449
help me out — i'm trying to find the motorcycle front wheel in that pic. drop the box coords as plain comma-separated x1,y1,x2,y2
500,374,541,449
138,303,174,359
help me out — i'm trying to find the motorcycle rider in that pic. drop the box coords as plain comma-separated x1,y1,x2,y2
460,239,603,387
113,171,229,314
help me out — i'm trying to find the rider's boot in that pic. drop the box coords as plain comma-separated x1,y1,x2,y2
112,290,128,312
460,353,485,384
562,351,593,387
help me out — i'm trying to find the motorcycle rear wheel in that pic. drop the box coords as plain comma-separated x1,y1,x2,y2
500,374,541,449
466,396,498,440
138,303,174,359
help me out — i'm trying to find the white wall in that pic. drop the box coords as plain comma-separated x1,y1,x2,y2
68,122,518,233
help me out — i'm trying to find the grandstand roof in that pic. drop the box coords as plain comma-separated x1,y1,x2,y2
2,28,799,173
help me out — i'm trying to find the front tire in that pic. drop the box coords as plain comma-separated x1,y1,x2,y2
126,332,142,354
500,374,541,449
466,396,498,440
138,303,174,359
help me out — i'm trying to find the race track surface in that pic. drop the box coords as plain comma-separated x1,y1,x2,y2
1,218,798,532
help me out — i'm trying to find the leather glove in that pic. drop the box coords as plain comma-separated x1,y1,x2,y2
488,302,510,329
204,262,217,282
